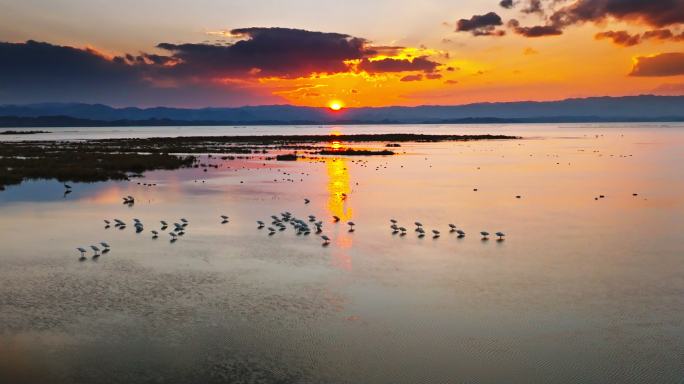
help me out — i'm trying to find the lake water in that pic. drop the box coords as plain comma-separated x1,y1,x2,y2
1,124,683,383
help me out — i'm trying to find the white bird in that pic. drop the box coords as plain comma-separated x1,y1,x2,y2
151,230,159,239
481,231,490,239
496,232,506,240
100,242,110,251
449,224,457,231
432,230,441,238
456,229,466,237
90,245,100,256
321,235,331,245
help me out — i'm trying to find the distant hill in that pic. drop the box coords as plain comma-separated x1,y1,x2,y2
0,95,682,127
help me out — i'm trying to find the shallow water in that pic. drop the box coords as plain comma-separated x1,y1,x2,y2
1,124,683,383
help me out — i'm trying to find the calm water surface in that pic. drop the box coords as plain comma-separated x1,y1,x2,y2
1,124,683,383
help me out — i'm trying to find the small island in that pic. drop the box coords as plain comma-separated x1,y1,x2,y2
0,133,520,189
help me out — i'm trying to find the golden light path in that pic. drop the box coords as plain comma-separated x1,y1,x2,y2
323,130,355,271
325,157,353,223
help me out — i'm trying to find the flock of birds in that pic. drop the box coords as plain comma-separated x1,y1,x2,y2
75,197,506,260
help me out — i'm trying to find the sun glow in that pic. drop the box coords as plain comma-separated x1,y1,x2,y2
328,101,344,111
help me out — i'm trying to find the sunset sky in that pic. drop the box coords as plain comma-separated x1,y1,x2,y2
1,0,683,107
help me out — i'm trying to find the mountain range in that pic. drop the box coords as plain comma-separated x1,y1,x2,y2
0,95,683,127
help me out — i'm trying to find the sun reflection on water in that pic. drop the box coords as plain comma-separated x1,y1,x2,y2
326,158,353,222
325,154,354,271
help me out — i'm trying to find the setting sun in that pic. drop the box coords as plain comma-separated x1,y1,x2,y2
328,101,344,111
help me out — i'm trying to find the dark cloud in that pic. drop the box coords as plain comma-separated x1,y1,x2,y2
358,56,439,74
550,0,684,29
0,40,278,106
0,40,280,106
630,52,684,76
595,30,642,46
425,73,443,80
0,28,446,106
642,29,675,40
499,0,514,9
456,12,505,36
0,40,139,84
400,74,423,82
504,0,684,39
509,19,563,37
595,28,684,46
642,28,684,42
157,27,372,79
